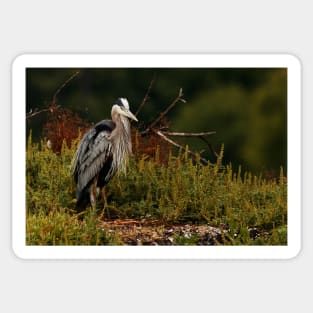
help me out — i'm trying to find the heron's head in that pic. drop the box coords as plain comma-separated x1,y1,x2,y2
112,98,138,122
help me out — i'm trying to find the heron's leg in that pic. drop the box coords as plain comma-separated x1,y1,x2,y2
89,179,98,215
101,186,110,219
101,186,108,207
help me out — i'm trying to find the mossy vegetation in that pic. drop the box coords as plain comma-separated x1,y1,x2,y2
26,134,287,245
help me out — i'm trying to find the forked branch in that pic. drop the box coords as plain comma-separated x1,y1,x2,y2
161,131,219,158
137,85,218,162
155,130,209,165
26,71,80,120
135,75,155,117
141,88,186,136
26,106,60,120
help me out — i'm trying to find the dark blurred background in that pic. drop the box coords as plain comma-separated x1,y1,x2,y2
26,68,287,176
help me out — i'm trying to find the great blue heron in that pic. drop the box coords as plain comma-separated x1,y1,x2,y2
72,98,138,212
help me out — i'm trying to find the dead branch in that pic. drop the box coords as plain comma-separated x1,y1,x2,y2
162,131,218,158
135,75,155,117
137,86,218,161
155,130,209,165
141,88,186,136
26,107,59,120
161,131,216,137
27,71,80,121
198,135,219,158
52,71,80,104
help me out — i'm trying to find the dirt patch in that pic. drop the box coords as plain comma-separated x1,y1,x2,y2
99,219,230,245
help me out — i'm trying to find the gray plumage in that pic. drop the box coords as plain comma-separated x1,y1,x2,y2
72,98,138,212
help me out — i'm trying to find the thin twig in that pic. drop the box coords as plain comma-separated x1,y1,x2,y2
26,71,80,121
26,107,57,120
135,75,156,117
155,130,209,165
141,88,186,136
199,135,219,158
52,71,80,104
161,131,216,137
162,131,218,159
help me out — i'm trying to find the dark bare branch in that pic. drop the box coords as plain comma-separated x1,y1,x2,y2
199,135,219,158
138,87,218,160
52,71,80,104
161,131,218,159
141,88,186,136
135,75,156,117
26,71,80,121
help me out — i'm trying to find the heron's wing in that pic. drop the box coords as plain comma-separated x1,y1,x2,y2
72,128,96,175
73,120,115,193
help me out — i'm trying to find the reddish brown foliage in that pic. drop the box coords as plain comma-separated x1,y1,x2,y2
43,107,171,162
43,106,90,153
131,128,172,165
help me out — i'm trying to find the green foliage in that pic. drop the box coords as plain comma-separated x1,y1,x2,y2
26,133,75,214
26,208,119,245
26,135,287,245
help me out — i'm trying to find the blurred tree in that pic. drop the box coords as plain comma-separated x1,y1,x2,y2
243,69,287,175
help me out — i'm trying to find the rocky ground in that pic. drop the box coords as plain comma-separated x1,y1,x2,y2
98,219,268,245
99,219,239,245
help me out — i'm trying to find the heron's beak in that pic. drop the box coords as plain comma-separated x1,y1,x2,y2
121,109,138,122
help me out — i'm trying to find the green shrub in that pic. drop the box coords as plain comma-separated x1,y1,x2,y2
26,134,287,245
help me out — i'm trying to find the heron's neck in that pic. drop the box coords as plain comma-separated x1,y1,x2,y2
111,114,132,157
